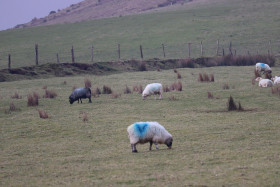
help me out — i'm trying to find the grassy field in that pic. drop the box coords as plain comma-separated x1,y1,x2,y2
1,65,280,186
0,0,280,69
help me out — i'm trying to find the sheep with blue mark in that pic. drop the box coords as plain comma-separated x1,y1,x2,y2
127,122,173,153
69,88,92,104
272,76,280,85
142,83,163,100
255,77,274,87
255,62,272,74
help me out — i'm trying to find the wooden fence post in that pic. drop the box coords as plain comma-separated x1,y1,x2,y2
188,43,192,58
71,45,75,63
8,54,11,69
56,53,60,63
140,45,143,60
162,44,166,58
200,41,203,57
118,44,121,60
35,44,39,65
229,41,233,56
216,40,219,56
91,45,94,62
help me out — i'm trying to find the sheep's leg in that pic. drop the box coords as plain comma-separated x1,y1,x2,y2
159,93,162,100
89,97,92,103
149,141,153,151
155,143,159,150
131,144,138,153
80,99,82,103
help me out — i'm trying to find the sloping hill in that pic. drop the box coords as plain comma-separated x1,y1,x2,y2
15,0,191,28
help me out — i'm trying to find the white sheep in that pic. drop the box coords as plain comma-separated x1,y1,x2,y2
255,62,272,74
255,77,274,87
142,83,163,99
127,121,173,153
272,76,280,85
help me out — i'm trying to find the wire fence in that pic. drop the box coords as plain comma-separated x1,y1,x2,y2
0,39,279,70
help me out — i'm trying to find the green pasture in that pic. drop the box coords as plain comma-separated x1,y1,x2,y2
1,0,280,69
0,66,280,186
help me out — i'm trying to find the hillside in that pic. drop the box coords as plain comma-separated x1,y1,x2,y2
15,0,192,28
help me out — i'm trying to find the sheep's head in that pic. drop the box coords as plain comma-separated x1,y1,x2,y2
255,77,262,81
69,96,75,104
165,137,173,149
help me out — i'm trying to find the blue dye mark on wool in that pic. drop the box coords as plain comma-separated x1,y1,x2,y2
133,122,149,138
259,63,265,67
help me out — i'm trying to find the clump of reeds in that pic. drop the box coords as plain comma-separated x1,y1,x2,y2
207,92,214,99
103,85,113,94
43,89,57,98
177,72,182,79
170,81,182,91
227,96,244,111
11,92,22,99
133,84,143,94
124,85,132,94
111,93,121,99
223,84,230,90
27,92,39,106
84,78,92,88
168,95,178,101
198,73,214,82
5,102,20,114
163,85,170,92
38,109,49,119
92,87,101,97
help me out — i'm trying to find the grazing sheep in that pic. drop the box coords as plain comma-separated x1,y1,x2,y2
272,76,280,85
127,121,173,153
255,62,272,74
255,77,274,87
142,83,163,99
69,88,92,104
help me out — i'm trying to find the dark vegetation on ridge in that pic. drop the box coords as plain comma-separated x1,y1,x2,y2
0,54,275,82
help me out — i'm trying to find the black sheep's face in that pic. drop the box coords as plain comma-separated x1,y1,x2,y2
165,137,173,149
69,96,74,104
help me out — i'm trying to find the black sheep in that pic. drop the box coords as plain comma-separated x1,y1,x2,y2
69,88,92,104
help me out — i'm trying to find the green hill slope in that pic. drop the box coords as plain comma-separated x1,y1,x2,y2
0,0,279,69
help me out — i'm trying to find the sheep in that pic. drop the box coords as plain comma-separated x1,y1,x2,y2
255,62,272,74
69,88,92,104
272,76,280,85
255,77,274,87
142,83,163,100
127,121,173,153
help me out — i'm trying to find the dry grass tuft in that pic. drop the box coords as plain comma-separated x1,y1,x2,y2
5,102,20,114
84,78,91,88
42,85,47,89
82,112,88,122
124,85,132,94
223,84,230,90
198,73,214,82
168,95,178,101
173,69,178,73
103,85,113,94
72,86,77,91
11,92,22,99
27,92,39,106
207,92,214,99
43,89,57,98
63,80,67,85
138,62,147,71
163,85,170,92
177,72,182,79
92,87,101,97
111,93,121,99
227,96,237,111
170,81,182,91
271,86,280,96
38,109,49,119
133,85,143,94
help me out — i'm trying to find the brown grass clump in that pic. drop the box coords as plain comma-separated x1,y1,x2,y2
92,87,101,97
82,112,88,122
133,85,143,94
163,85,170,92
38,109,49,119
198,73,214,82
227,96,237,111
124,85,132,94
43,89,57,98
168,95,178,101
170,81,182,91
27,92,39,106
111,93,121,99
72,86,77,91
271,86,280,96
173,69,178,73
42,85,47,90
138,62,147,71
223,84,230,90
11,92,22,99
63,81,67,85
207,92,214,99
84,78,92,88
177,72,182,79
102,85,113,94
5,102,20,114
